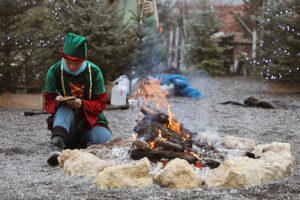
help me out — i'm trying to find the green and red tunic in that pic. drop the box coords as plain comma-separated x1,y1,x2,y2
44,60,108,131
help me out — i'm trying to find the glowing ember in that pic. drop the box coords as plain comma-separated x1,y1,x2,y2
160,161,168,166
194,161,204,168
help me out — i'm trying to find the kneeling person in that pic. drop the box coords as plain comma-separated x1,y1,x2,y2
44,33,112,166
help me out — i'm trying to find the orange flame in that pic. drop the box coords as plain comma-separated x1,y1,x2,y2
149,141,155,150
166,104,181,133
159,25,164,33
166,104,189,141
158,129,167,141
135,78,189,148
134,78,169,109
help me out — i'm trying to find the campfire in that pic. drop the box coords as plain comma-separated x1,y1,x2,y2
130,78,223,168
56,77,294,190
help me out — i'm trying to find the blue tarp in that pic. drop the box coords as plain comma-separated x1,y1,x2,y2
153,74,203,98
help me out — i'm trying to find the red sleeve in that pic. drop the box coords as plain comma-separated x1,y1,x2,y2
82,93,107,126
44,92,57,114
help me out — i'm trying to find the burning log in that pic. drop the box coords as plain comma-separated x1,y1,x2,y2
136,106,213,150
130,149,197,164
133,137,184,152
130,148,221,168
154,137,184,152
134,119,192,149
131,105,207,165
131,105,225,168
132,140,150,151
140,106,198,138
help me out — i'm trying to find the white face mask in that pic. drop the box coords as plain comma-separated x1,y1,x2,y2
61,58,87,76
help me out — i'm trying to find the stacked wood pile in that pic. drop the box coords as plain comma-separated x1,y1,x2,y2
130,106,223,168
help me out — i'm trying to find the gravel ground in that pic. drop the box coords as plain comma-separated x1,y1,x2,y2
0,76,299,200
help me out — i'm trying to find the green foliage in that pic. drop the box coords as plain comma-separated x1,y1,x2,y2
0,0,52,92
257,0,300,83
129,13,167,78
184,2,228,76
50,0,135,82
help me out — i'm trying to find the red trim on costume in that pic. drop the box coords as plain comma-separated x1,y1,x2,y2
59,48,87,62
44,91,108,130
82,93,107,127
44,92,57,114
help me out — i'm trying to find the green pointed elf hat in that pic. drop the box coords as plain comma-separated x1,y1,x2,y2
60,33,88,62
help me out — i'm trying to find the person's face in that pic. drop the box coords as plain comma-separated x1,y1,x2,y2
64,59,83,72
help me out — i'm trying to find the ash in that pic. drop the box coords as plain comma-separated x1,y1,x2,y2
106,146,132,166
150,162,165,175
1,77,299,200
195,167,214,179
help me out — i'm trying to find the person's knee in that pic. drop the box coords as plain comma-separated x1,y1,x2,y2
53,106,75,130
56,106,73,115
93,130,112,144
87,127,112,147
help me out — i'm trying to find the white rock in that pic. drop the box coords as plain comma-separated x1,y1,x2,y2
206,157,263,188
253,142,290,158
223,136,256,152
258,151,293,183
58,149,81,167
93,157,153,188
206,142,294,189
63,151,110,176
154,158,204,189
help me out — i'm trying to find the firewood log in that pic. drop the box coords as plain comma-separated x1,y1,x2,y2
140,106,197,137
154,137,184,152
133,120,192,148
130,149,197,164
132,140,150,150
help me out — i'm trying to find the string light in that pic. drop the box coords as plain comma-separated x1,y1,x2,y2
249,0,300,82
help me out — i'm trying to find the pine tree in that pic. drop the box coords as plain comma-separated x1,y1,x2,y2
18,6,61,92
0,0,47,92
184,0,227,76
257,0,300,83
50,0,136,82
128,7,167,79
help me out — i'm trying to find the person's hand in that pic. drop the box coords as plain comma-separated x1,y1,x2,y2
139,0,154,16
55,95,64,101
67,98,82,109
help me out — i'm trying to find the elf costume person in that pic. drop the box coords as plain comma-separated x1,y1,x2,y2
44,33,112,166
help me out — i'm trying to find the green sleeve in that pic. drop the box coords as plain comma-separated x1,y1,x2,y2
44,67,58,93
93,67,106,94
